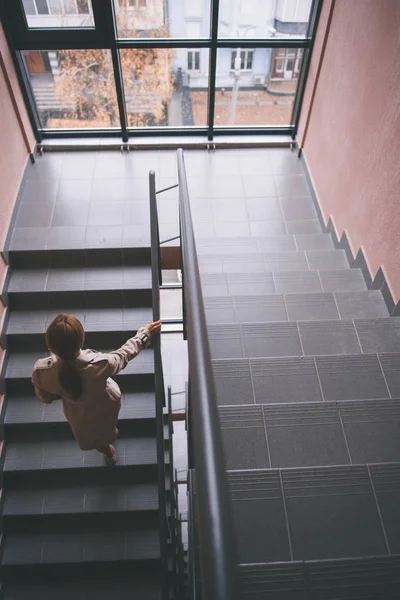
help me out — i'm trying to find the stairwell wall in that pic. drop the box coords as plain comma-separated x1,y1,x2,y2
297,0,400,303
0,23,35,366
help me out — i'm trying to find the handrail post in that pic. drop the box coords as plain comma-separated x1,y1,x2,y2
177,149,239,600
149,170,168,599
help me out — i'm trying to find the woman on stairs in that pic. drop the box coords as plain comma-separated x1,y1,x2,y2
31,313,162,466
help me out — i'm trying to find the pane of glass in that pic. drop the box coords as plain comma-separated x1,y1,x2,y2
121,48,209,127
23,50,120,129
214,47,304,127
114,0,211,39
218,0,312,39
22,0,95,27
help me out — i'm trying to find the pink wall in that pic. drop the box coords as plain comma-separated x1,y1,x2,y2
298,0,400,303
0,23,35,366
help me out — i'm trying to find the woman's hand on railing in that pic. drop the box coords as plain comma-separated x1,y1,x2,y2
146,320,162,337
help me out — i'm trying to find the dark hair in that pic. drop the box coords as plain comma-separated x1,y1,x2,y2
46,313,85,400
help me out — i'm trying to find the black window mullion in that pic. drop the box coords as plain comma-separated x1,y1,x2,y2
207,0,219,141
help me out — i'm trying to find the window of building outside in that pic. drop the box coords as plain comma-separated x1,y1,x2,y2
230,49,254,71
12,0,317,134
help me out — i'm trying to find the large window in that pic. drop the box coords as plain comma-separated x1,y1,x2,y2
1,0,321,140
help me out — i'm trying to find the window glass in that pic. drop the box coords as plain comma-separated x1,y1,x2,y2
23,49,119,129
22,0,95,27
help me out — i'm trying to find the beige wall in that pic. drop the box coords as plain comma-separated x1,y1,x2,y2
0,23,35,366
298,0,400,303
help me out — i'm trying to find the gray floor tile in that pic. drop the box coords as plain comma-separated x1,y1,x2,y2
3,534,43,564
46,268,85,291
201,273,229,296
286,220,322,234
204,297,235,324
269,153,303,175
242,322,302,358
4,489,45,515
26,159,62,180
198,256,223,274
229,471,291,562
62,155,95,179
233,295,287,323
42,533,85,563
246,197,283,221
355,319,400,353
193,221,216,238
263,252,309,272
8,269,48,293
90,178,128,202
339,400,400,463
240,154,273,175
43,488,85,514
220,406,269,469
57,179,92,203
243,175,277,197
280,197,317,221
295,234,334,251
51,202,89,227
264,403,350,468
251,356,322,404
335,291,388,319
212,359,254,405
47,227,86,250
123,201,150,226
5,442,45,471
250,220,287,236
85,225,123,247
212,200,248,223
21,179,59,204
316,354,389,401
16,200,55,228
227,272,276,295
319,269,367,292
87,202,125,227
7,310,47,334
285,292,339,321
306,250,349,270
379,354,400,397
274,270,322,293
208,324,243,359
370,464,400,554
282,466,388,560
299,320,362,356
222,254,266,273
214,221,251,237
256,236,297,252
275,175,310,197
5,396,45,424
9,227,50,251
196,238,257,256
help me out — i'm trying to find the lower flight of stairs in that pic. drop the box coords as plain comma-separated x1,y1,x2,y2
197,232,400,599
0,244,168,599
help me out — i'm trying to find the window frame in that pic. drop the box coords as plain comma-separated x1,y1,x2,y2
0,0,323,142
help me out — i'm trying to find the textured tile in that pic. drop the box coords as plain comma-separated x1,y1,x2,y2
339,400,400,463
233,295,287,323
212,359,254,405
335,291,388,319
283,466,388,560
46,268,85,291
354,319,400,353
196,238,257,256
370,464,400,554
223,254,266,273
8,269,48,293
16,201,55,228
21,179,59,204
319,269,367,292
242,323,302,358
51,202,90,227
286,220,322,234
220,406,269,469
316,354,389,401
208,325,243,359
263,252,308,272
264,403,350,467
214,221,251,237
246,197,283,221
4,489,45,515
198,256,223,274
280,197,317,221
201,273,229,296
87,202,125,226
274,271,322,293
204,297,235,324
9,227,49,251
90,178,128,202
227,272,275,295
229,471,291,562
43,488,85,514
42,533,84,563
306,250,349,271
275,175,310,197
295,234,334,251
2,534,43,564
46,227,86,250
251,356,322,404
299,320,361,356
256,236,297,252
249,221,287,236
57,179,92,203
285,293,339,321
379,354,400,397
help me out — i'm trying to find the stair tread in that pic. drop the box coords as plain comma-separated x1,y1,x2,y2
4,437,157,472
2,527,160,565
3,481,159,516
6,307,153,336
195,234,334,255
4,391,156,425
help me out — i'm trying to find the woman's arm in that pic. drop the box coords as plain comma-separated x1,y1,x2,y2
105,321,162,376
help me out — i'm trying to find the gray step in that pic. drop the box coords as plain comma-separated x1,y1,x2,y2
219,400,400,470
200,269,368,297
204,291,387,324
198,249,350,274
2,574,162,600
195,234,334,255
228,464,397,563
4,307,153,351
207,318,400,360
239,556,400,599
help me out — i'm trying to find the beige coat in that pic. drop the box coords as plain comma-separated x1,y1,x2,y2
32,328,151,451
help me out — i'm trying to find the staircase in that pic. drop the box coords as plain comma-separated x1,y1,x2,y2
0,237,170,597
194,169,400,595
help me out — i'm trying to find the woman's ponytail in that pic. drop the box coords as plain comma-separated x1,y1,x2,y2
45,314,85,401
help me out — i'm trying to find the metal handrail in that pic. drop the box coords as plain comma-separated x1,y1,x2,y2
149,171,168,599
177,148,239,600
